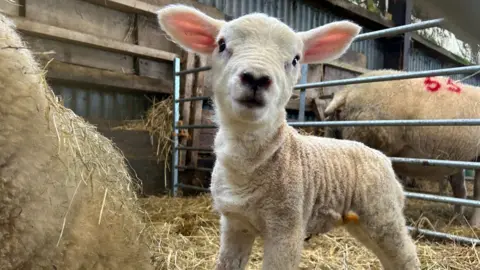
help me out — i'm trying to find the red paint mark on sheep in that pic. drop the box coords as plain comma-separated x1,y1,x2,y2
447,78,462,93
424,77,441,92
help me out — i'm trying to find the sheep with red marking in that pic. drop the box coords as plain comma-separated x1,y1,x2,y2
157,5,420,270
324,69,480,227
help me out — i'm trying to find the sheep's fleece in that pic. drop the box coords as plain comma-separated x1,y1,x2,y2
324,69,480,227
158,4,420,270
0,14,152,270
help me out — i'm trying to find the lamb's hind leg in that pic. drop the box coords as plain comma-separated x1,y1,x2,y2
448,171,467,218
215,215,256,270
345,208,420,270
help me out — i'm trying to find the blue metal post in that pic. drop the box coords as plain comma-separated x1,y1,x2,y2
171,57,180,196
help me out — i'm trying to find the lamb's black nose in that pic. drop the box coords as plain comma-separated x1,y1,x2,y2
240,72,272,91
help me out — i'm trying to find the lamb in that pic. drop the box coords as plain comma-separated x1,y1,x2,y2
157,5,421,270
0,14,153,269
323,69,480,228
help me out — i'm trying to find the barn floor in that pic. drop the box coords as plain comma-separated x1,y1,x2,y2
141,181,480,270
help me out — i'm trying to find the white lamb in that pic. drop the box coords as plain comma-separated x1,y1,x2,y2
157,5,421,270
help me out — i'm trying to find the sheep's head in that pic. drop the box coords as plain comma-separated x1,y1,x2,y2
157,4,361,125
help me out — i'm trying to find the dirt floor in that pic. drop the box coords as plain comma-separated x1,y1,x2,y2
142,179,480,270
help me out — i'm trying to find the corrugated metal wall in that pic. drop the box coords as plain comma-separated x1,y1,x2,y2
408,46,480,86
198,0,479,86
51,0,479,122
51,82,153,122
197,0,385,70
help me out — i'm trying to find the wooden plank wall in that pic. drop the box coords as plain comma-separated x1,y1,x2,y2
0,0,372,193
0,0,215,195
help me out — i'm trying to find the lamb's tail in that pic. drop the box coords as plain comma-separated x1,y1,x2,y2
324,88,350,116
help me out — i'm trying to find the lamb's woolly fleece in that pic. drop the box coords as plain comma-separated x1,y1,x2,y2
324,69,480,178
211,120,420,269
157,4,420,269
0,14,153,269
324,68,480,227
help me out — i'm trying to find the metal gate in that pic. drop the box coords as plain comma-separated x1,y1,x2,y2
170,18,480,245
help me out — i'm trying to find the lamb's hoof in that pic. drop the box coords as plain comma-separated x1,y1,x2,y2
304,234,312,242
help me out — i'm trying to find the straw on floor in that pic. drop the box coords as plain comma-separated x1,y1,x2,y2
142,181,480,269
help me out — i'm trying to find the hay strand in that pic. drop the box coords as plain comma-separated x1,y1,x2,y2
142,193,480,269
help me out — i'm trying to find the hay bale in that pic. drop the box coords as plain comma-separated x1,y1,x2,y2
0,14,154,269
111,96,173,187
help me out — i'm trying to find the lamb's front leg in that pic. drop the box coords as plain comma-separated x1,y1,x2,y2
262,221,304,270
215,215,256,270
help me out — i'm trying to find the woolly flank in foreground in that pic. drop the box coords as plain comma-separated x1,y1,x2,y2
0,13,155,269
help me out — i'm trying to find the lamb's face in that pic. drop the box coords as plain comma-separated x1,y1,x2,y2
157,4,361,124
210,15,302,123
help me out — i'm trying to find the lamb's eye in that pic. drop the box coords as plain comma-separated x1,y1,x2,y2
292,54,300,67
218,38,226,53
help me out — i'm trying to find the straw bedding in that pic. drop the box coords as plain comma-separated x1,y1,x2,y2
143,184,480,269
0,14,154,269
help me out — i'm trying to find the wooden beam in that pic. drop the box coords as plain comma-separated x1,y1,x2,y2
326,60,368,75
383,0,407,70
304,0,393,29
189,55,207,168
82,0,158,15
179,52,196,167
286,98,313,112
9,16,177,62
402,0,413,71
83,0,225,19
412,33,470,66
44,59,172,94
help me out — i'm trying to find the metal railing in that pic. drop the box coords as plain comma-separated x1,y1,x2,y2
170,18,480,246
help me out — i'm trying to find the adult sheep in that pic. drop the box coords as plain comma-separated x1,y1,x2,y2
0,14,154,269
157,4,420,270
324,69,480,227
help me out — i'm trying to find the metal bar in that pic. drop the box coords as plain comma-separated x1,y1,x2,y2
177,124,216,129
171,57,181,196
177,183,210,192
391,157,480,169
174,64,480,94
175,66,212,76
298,64,308,122
293,65,480,90
407,226,480,246
177,118,480,129
176,96,210,103
176,146,214,152
176,166,213,172
405,191,480,208
319,94,334,100
290,119,480,127
173,19,444,75
354,18,443,42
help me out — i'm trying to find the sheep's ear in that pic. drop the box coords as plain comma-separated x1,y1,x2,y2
157,4,226,54
297,21,361,64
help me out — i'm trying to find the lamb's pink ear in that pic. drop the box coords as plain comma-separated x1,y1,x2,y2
297,21,361,64
157,5,225,54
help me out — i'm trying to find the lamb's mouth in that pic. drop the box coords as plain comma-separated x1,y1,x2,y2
236,97,266,108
